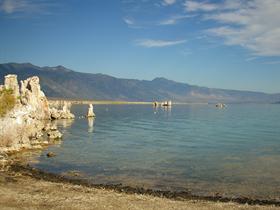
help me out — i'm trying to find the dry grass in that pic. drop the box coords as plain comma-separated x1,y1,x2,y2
0,88,16,117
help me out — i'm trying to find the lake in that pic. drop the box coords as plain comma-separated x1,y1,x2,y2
31,104,280,200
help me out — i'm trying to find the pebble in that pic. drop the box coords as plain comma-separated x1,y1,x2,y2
46,152,56,158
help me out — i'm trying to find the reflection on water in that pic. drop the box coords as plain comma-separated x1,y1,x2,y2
32,104,280,200
153,105,172,116
88,118,95,133
56,119,75,128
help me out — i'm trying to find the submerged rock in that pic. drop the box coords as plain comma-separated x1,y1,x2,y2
46,152,56,158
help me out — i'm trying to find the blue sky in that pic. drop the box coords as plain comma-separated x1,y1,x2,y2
0,0,280,93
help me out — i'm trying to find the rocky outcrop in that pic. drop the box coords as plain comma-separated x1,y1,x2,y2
20,76,50,120
50,101,75,119
0,74,63,154
0,107,46,152
215,103,226,108
44,123,63,139
4,74,20,98
87,104,95,118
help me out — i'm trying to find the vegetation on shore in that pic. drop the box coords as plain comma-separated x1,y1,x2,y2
0,88,16,117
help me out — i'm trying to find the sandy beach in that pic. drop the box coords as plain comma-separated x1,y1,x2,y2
0,163,279,210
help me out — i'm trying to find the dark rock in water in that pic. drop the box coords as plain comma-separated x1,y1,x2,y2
46,152,56,158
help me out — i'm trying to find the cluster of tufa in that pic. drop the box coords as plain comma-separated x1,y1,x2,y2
0,74,72,154
50,101,75,120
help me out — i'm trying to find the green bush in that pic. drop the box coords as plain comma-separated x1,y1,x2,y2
0,88,16,117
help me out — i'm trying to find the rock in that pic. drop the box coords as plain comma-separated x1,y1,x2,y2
63,170,83,177
153,101,159,107
62,101,69,113
0,151,8,161
161,100,172,107
44,122,62,139
20,76,50,120
4,74,20,98
87,104,95,117
50,102,75,120
46,152,56,158
216,103,226,108
50,124,58,131
61,101,75,119
0,74,65,153
47,130,62,139
0,107,46,152
42,123,51,131
50,108,61,119
31,145,43,149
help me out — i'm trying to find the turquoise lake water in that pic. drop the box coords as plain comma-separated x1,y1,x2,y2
32,104,280,199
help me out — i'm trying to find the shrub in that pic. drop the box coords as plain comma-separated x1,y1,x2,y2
0,88,16,117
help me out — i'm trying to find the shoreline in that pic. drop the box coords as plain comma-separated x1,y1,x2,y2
48,99,209,105
48,99,153,105
4,162,280,208
2,170,279,210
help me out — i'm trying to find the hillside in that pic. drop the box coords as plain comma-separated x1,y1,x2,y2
0,63,279,103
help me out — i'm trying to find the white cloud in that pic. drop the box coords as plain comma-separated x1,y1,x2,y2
184,0,242,12
188,0,280,57
163,0,176,6
0,0,54,15
159,14,195,25
184,1,218,12
245,57,258,62
136,39,186,47
123,17,134,25
1,0,28,13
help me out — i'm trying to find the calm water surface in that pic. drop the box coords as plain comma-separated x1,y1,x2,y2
32,104,280,199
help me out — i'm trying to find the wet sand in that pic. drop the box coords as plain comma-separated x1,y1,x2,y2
0,163,279,210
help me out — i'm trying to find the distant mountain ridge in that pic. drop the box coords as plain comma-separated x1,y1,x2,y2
0,62,279,103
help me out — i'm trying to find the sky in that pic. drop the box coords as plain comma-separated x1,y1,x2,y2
0,0,280,93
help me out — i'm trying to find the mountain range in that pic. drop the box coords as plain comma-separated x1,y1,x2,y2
0,63,279,103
